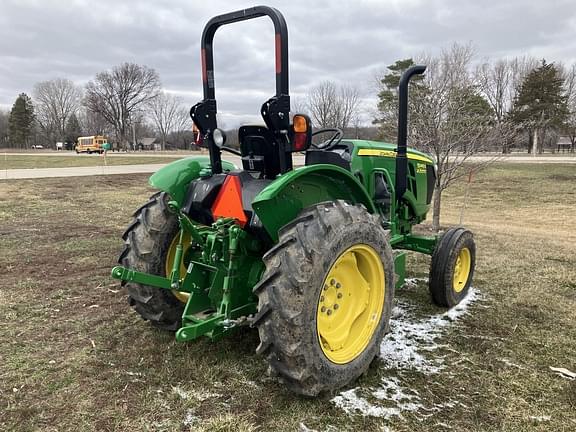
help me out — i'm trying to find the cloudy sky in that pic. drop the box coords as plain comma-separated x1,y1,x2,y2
1,0,575,126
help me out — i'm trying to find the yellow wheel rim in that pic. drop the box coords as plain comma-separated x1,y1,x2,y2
452,247,471,293
165,232,191,303
316,244,385,364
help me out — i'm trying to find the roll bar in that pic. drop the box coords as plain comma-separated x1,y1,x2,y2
191,6,290,175
201,5,289,99
395,64,427,204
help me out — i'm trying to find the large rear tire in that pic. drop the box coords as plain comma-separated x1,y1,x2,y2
118,192,185,330
429,227,476,307
253,201,395,396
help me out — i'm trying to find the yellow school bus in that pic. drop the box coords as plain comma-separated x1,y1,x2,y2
75,135,108,154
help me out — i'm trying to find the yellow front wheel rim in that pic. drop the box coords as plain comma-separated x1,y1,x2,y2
165,232,191,303
452,247,471,293
316,244,385,364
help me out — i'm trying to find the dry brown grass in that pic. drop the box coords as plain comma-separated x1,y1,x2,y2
0,163,575,431
0,155,184,169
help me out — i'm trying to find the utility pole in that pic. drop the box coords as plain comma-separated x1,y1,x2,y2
132,122,137,151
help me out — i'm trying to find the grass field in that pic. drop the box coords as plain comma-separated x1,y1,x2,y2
0,163,575,431
0,155,186,170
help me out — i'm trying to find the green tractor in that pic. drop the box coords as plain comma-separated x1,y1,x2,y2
111,6,476,396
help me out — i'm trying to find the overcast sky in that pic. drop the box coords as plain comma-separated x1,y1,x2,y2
1,0,575,126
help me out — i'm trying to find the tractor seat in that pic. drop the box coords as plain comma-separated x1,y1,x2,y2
239,125,281,179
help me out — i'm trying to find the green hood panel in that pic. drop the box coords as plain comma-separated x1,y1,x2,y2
149,156,237,206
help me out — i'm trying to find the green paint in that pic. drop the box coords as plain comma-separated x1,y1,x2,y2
114,136,443,344
252,164,376,242
112,212,263,340
149,156,237,206
111,265,172,290
393,252,406,290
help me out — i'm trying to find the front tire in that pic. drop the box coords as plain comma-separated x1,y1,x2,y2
429,227,476,307
253,201,395,396
118,192,185,330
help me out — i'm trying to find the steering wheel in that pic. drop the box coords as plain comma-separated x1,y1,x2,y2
311,128,343,150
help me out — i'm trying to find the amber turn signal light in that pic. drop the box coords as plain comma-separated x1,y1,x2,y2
293,115,308,133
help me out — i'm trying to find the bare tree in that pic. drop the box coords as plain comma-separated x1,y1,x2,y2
290,95,309,116
85,63,161,148
338,85,361,131
562,63,576,152
508,56,539,105
306,81,361,130
476,59,511,125
411,43,500,230
171,106,193,149
475,59,515,153
80,108,109,136
148,92,188,150
33,78,82,145
475,56,539,153
307,81,339,128
0,109,9,147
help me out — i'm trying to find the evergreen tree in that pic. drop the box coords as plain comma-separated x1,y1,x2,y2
510,60,568,153
65,113,82,145
8,93,35,148
374,59,426,142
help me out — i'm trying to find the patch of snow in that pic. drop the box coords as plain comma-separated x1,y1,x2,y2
244,380,259,389
498,358,526,370
332,388,401,419
298,423,317,432
190,389,222,401
172,385,221,401
529,415,551,422
380,287,479,373
373,377,423,413
172,385,189,400
332,288,480,419
549,366,576,380
402,277,429,289
183,409,199,426
333,377,423,420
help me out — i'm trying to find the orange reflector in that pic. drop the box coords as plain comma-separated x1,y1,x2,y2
293,115,308,133
211,175,248,227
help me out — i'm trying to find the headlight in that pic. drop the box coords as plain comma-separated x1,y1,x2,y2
212,128,226,148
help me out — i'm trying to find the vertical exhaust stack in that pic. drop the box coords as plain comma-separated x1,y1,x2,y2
395,65,426,204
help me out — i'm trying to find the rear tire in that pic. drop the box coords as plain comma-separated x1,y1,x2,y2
429,227,476,307
118,192,184,330
253,201,395,396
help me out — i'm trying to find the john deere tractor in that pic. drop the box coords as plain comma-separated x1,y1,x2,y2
111,6,476,396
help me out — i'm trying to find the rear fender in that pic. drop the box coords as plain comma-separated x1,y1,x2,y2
149,156,237,206
252,164,376,242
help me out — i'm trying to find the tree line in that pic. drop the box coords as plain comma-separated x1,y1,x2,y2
0,63,192,150
372,43,576,229
1,44,574,229
375,45,576,155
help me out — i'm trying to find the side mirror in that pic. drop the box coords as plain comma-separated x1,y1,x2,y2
289,114,312,152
